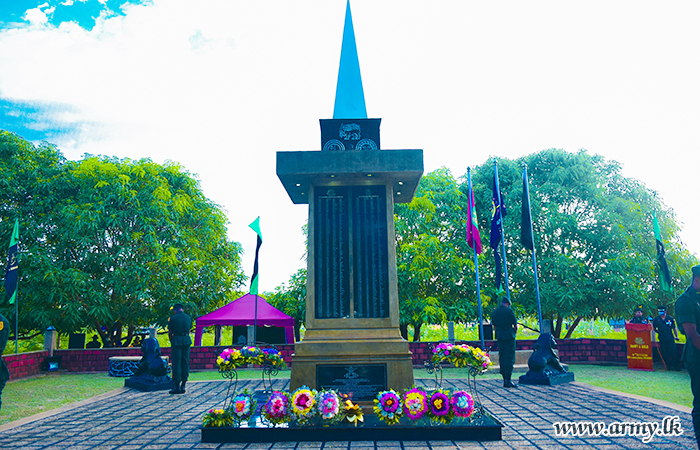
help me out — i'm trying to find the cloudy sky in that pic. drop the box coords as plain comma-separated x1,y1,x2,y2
1,1,698,293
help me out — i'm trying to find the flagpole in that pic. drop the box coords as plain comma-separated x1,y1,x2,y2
14,285,18,354
522,164,543,332
493,160,511,301
254,294,258,345
468,168,485,350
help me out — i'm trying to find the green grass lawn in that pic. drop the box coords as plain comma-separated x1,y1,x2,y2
1,364,692,426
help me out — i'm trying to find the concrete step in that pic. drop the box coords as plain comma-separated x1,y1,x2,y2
489,350,569,373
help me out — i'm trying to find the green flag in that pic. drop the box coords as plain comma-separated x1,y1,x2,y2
5,218,19,304
652,210,673,293
249,217,263,296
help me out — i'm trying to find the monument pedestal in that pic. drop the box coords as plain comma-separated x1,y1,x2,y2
291,329,414,399
278,146,422,398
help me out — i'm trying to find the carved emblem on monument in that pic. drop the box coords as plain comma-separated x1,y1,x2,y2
339,123,361,140
323,139,345,152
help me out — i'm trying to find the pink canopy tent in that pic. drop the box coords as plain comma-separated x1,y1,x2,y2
193,293,295,346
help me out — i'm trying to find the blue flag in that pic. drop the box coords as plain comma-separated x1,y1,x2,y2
490,171,507,293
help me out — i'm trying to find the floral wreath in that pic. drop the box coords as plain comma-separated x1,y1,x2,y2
450,390,474,418
403,387,429,421
428,389,453,425
316,389,342,424
230,390,257,423
373,389,403,426
290,386,317,425
262,390,291,426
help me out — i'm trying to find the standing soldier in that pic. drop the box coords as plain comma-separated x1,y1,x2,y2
0,312,9,412
653,305,681,371
491,297,518,388
168,303,192,395
675,265,700,449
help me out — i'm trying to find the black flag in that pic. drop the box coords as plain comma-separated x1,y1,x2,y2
521,168,534,251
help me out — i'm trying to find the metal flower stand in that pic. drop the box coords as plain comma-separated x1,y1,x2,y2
465,366,486,420
423,357,444,391
261,361,279,394
424,343,487,422
219,367,239,409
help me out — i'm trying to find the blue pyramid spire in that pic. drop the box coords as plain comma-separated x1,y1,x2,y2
333,0,367,119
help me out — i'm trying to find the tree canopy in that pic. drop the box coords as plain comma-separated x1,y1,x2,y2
0,130,246,345
268,148,697,341
469,149,697,337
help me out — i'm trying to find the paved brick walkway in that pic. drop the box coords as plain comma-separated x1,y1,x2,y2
0,378,696,449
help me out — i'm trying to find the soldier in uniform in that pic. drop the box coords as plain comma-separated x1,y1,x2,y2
0,312,10,412
491,297,518,388
628,305,649,324
675,265,700,448
653,305,680,371
168,303,192,395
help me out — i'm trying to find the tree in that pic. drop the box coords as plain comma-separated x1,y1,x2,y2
394,168,480,341
0,131,246,344
267,267,306,341
469,149,698,338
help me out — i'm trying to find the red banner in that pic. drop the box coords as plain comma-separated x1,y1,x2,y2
625,323,654,371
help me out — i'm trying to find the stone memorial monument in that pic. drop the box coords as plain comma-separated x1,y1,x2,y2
277,1,422,400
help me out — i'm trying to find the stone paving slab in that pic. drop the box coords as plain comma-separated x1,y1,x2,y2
0,377,697,449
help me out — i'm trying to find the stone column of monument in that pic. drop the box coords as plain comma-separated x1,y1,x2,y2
277,1,422,400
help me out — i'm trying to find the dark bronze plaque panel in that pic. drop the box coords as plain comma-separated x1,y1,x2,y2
316,364,387,401
352,186,389,318
314,187,350,318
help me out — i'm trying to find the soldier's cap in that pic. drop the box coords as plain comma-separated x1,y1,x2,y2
635,305,643,312
172,303,184,311
692,265,700,279
501,298,511,305
658,305,667,313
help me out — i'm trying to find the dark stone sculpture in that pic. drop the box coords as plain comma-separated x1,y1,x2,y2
518,333,575,386
125,337,172,391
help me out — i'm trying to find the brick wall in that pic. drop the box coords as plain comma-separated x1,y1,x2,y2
407,338,682,367
54,344,298,373
2,350,47,379
5,338,683,379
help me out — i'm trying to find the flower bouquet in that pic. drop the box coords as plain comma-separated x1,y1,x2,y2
403,387,429,422
202,408,234,428
261,390,291,426
431,342,453,364
240,346,264,365
373,390,403,426
450,344,492,372
230,390,257,425
262,348,286,369
217,348,245,371
428,389,453,425
290,386,317,425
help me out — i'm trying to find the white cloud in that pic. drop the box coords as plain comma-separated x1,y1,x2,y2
22,3,55,26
